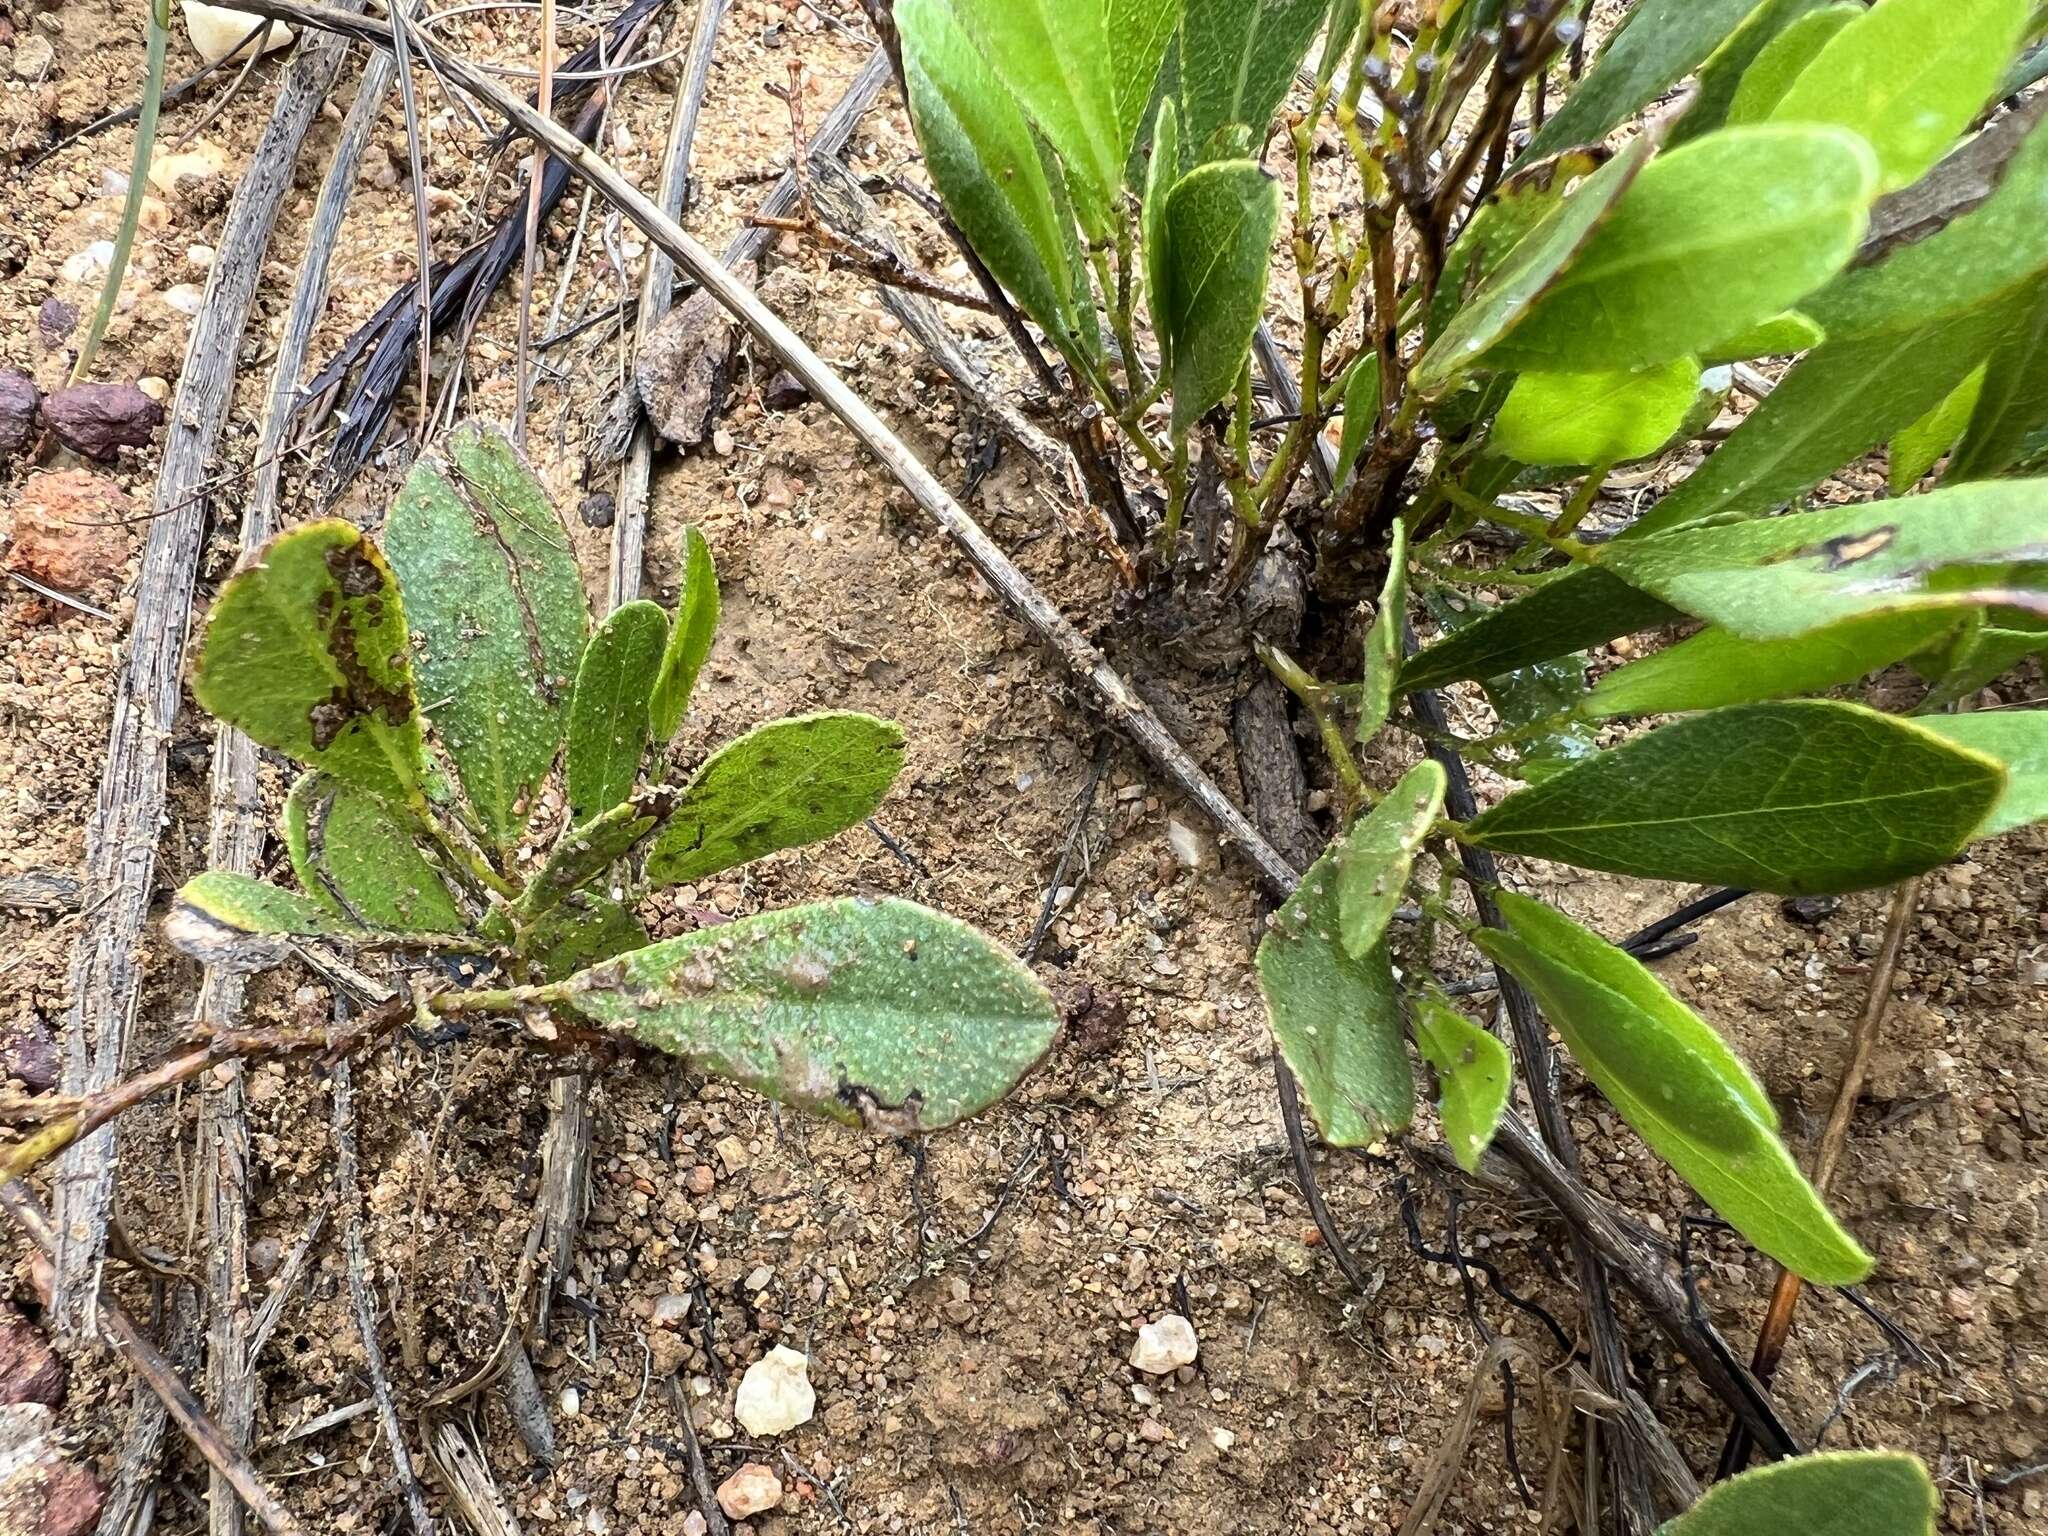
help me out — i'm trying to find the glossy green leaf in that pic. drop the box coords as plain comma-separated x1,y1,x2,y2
1429,149,1604,343
1595,482,2048,640
1318,0,1360,88
522,891,651,983
1919,612,2048,706
521,786,675,921
1463,700,2006,894
191,520,426,806
1477,891,1870,1284
1803,115,2048,342
1141,94,1179,362
384,423,589,852
1105,0,1183,158
1257,870,1413,1145
1358,516,1406,741
1890,362,1987,490
1397,566,1682,692
1918,712,2048,838
1586,612,1957,718
1334,759,1444,961
285,771,466,932
1493,358,1702,467
1723,3,1859,125
1415,139,1652,394
1675,0,1840,142
1160,160,1280,434
1658,1451,1937,1536
163,871,359,976
1524,0,1763,158
1634,296,2012,533
644,712,906,887
566,601,667,825
649,524,719,743
1332,351,1382,490
1487,126,1878,375
1770,0,2028,193
949,0,1121,235
1947,276,2048,482
1699,309,1824,364
553,896,1058,1132
898,0,1084,353
1411,995,1511,1175
1177,0,1325,158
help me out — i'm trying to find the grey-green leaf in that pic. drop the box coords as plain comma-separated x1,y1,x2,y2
1332,351,1382,490
164,872,359,976
1658,1451,1937,1536
1177,0,1326,158
1946,275,2048,482
1257,860,1414,1146
566,601,667,825
384,423,589,851
1476,891,1871,1284
1585,612,1958,718
1334,759,1444,961
1462,700,2006,895
1918,711,2048,839
1594,482,2048,640
1397,566,1681,692
191,520,427,806
1492,358,1702,467
1415,139,1652,394
898,0,1084,354
1769,0,2029,193
554,896,1058,1132
1160,159,1279,434
1358,515,1406,740
523,892,651,984
1485,126,1878,375
1141,94,1180,364
1524,0,1763,158
644,712,906,887
1105,0,1184,160
1890,362,1987,491
522,785,676,921
649,523,719,743
1412,994,1512,1175
285,771,467,932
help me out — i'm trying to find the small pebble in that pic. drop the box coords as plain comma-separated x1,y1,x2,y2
715,1463,782,1519
559,1386,581,1417
734,1345,814,1436
1130,1314,1199,1375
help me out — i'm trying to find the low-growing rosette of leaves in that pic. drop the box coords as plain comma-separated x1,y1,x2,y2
172,422,1056,1133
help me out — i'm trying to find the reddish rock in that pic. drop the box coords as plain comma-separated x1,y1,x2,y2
4,470,131,602
36,297,76,351
37,382,162,459
0,1309,64,1410
0,370,38,460
36,1461,103,1536
0,1015,59,1093
0,1407,102,1536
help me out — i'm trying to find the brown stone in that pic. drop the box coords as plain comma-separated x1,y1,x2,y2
37,382,163,459
4,470,131,602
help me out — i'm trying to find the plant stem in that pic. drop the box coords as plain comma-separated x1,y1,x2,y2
72,0,170,383
414,799,520,902
1257,640,1370,814
1549,459,1613,540
1157,428,1190,562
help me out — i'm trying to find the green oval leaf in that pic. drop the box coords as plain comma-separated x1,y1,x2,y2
191,520,427,806
384,423,589,852
1397,566,1682,693
566,601,668,825
1699,309,1824,365
649,523,719,744
1428,148,1605,344
1890,361,1987,491
523,891,651,983
1332,350,1383,490
1770,0,2029,193
1462,700,2006,894
1357,515,1407,741
1585,611,1957,718
1476,891,1872,1285
1593,480,2048,639
1659,1450,1937,1536
1178,0,1325,159
1161,159,1281,434
1415,138,1653,394
1256,853,1414,1147
1675,0,1844,143
644,712,906,888
1105,0,1183,163
1141,94,1180,367
285,771,468,932
1334,759,1445,961
1918,710,2048,838
1524,0,1764,158
1945,275,2048,483
164,871,359,976
1492,358,1702,467
1487,125,1878,374
1412,994,1511,1176
555,896,1058,1132
898,0,1085,355
523,785,676,921
1724,3,1860,126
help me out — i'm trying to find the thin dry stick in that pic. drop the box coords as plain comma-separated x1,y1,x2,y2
0,1182,304,1536
1719,872,1925,1477
200,45,399,1536
52,9,362,1340
390,0,435,430
513,0,558,445
333,1056,438,1536
218,0,1301,895
96,1280,201,1536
